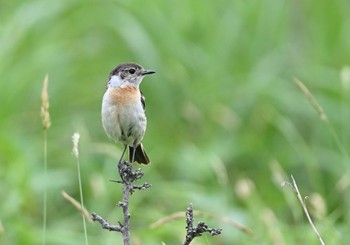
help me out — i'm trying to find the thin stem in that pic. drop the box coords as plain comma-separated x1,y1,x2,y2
291,175,325,245
72,132,88,245
76,155,88,245
42,129,48,245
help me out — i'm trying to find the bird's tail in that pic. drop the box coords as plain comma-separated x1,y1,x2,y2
129,143,150,165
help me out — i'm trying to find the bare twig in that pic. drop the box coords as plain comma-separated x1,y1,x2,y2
91,212,123,232
133,182,152,191
290,175,325,245
183,203,222,245
92,160,150,245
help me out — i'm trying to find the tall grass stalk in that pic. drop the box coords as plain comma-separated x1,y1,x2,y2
294,78,350,162
72,132,88,245
40,75,51,245
42,130,48,245
291,175,325,245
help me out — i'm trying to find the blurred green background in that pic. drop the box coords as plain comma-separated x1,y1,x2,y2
1,0,350,244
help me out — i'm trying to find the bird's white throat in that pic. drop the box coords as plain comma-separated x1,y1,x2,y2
108,75,124,88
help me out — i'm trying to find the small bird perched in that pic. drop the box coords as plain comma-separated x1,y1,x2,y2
101,62,155,165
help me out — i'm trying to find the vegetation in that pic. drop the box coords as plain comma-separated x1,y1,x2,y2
1,0,350,244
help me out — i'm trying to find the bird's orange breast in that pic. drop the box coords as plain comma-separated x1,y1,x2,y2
108,85,141,106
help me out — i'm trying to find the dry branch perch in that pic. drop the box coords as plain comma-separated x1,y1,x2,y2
91,160,151,245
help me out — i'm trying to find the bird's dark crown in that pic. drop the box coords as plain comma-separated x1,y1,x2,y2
110,62,143,77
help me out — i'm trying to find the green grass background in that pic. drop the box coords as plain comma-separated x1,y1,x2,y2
1,0,350,244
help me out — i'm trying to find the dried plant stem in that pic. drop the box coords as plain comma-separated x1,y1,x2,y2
62,191,92,222
40,75,50,245
291,175,325,245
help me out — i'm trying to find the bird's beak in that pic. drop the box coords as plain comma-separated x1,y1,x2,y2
141,70,156,76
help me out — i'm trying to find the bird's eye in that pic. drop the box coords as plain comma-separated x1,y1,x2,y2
129,68,136,74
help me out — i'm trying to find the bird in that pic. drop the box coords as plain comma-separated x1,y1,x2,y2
101,62,155,165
